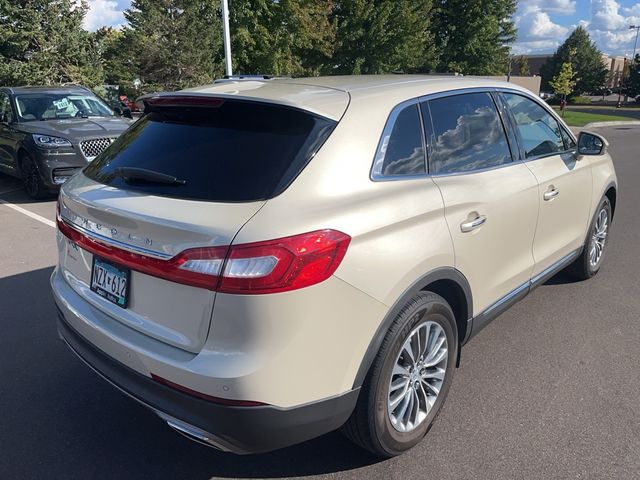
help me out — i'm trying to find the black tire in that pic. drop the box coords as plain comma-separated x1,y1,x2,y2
342,292,458,457
568,196,612,280
21,153,47,200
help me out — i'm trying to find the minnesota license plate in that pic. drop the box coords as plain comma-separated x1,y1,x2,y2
90,257,130,308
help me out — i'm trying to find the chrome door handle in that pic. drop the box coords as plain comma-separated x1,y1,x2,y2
460,215,487,233
543,188,559,201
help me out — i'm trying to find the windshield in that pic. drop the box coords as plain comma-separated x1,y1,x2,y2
15,93,114,122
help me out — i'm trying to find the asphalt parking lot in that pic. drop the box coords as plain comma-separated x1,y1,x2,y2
1,125,639,480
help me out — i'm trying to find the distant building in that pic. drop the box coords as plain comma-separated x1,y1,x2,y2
602,55,628,88
514,54,630,90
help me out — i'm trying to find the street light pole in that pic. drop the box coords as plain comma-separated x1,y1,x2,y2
221,0,233,77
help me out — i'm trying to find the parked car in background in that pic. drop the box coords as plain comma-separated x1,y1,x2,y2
539,91,554,100
52,76,617,457
0,85,131,198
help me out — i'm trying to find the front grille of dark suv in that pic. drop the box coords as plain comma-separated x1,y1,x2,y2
79,138,117,160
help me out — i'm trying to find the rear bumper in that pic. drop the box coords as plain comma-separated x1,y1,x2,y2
56,309,359,454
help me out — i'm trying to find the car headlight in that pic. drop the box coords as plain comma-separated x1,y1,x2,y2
32,134,72,148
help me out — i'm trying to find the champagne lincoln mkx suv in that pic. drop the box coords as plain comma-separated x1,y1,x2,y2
52,76,617,457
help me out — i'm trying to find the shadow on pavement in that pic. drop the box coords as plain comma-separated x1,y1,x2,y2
0,267,383,479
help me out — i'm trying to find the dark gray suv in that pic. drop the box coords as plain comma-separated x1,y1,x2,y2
0,85,131,198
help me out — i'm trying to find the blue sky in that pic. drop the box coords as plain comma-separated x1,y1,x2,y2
83,0,640,58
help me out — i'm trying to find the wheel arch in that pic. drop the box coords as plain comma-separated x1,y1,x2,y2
352,268,473,388
604,183,617,220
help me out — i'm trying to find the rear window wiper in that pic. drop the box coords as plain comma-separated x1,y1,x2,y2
113,167,187,186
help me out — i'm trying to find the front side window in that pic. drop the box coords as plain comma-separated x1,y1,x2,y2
426,92,512,174
372,103,426,178
14,93,114,122
501,92,565,158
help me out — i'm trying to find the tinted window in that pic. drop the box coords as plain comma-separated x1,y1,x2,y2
502,92,565,158
84,100,336,202
427,93,512,174
373,104,425,177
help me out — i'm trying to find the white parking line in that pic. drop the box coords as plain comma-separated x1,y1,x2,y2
0,197,55,228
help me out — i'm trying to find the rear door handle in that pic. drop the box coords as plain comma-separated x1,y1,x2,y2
543,188,560,201
460,215,487,233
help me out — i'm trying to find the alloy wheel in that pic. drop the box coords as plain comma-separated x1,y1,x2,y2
589,207,608,268
387,320,448,433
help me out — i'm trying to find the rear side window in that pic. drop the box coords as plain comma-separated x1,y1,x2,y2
426,93,512,174
501,92,565,158
372,103,426,178
84,100,336,202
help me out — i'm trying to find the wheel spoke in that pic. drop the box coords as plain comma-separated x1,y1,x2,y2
423,336,445,364
422,367,445,381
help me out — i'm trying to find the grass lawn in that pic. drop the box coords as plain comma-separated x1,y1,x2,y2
553,109,633,127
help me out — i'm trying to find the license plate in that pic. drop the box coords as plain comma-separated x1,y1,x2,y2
91,257,130,308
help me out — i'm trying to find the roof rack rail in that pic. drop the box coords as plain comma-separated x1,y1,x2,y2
214,75,291,83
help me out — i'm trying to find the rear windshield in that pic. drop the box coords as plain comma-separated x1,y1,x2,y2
83,99,336,202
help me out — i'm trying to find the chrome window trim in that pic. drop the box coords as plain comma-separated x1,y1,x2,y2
369,85,580,183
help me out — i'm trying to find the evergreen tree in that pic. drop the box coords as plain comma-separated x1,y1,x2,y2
230,0,335,76
92,27,138,95
329,0,437,75
432,0,517,75
0,0,103,87
540,26,606,95
124,0,224,92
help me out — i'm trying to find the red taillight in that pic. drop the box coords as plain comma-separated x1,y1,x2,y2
219,230,350,294
150,374,267,407
57,211,350,293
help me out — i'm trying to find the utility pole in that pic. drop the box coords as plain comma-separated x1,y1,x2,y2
221,0,233,77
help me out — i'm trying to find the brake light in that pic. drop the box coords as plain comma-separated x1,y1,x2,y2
57,209,350,293
143,95,225,108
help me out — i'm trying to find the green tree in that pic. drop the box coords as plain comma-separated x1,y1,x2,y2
516,55,530,76
628,54,640,100
92,27,138,95
0,0,103,87
540,26,606,95
432,0,517,75
549,60,576,115
230,0,335,76
124,0,224,92
328,0,437,75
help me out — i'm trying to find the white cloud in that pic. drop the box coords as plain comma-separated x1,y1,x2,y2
514,1,570,53
590,0,627,30
83,0,126,31
514,0,640,56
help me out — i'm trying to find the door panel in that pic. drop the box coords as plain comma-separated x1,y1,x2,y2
433,164,539,315
525,153,592,276
424,92,539,316
498,91,592,276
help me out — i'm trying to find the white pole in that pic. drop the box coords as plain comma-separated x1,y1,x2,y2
221,0,233,77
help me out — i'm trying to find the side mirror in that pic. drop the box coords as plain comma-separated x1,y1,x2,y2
577,131,608,156
122,107,133,119
0,112,8,124
112,106,123,116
